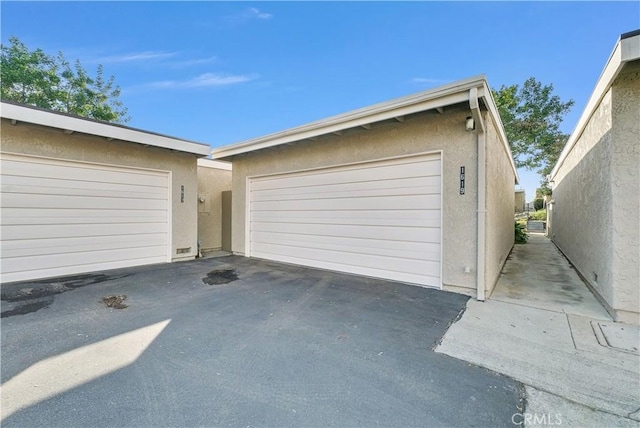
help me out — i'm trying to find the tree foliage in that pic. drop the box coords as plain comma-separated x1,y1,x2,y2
1,36,129,123
493,77,574,184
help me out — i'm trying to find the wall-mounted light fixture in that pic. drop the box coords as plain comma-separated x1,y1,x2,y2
465,116,475,131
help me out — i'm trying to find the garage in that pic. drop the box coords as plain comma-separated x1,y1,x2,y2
0,154,170,283
248,153,442,286
213,76,519,298
1,101,211,284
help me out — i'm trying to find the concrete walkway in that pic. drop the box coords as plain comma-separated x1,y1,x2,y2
437,233,640,427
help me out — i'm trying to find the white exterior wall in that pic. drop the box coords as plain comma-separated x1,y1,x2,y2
231,107,491,292
484,112,516,296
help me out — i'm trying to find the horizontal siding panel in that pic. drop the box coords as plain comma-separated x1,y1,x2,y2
2,246,167,274
2,175,167,196
252,184,440,202
252,242,440,276
252,209,440,221
1,208,167,221
1,213,167,226
1,183,166,200
251,159,440,191
2,234,167,258
1,159,167,188
251,194,441,212
251,214,439,228
2,223,167,240
0,255,167,284
251,251,440,287
252,222,440,243
251,231,440,256
1,193,167,210
251,236,440,262
251,175,440,199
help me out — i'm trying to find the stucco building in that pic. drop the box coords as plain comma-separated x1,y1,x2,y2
212,76,519,300
548,30,640,324
0,101,210,283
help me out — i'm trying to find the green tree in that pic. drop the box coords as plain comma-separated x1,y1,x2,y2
1,36,129,123
492,77,574,186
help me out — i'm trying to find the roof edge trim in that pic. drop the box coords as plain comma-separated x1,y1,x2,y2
549,31,640,181
1,101,211,156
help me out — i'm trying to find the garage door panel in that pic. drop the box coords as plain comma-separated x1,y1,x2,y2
252,243,440,276
0,155,170,283
251,213,439,228
1,159,167,187
2,183,166,201
251,252,440,288
248,153,442,287
252,231,440,257
251,159,440,191
252,184,441,202
1,256,167,284
2,209,166,226
2,193,167,210
2,234,167,258
252,222,440,243
2,208,166,221
252,209,440,222
2,223,167,240
251,176,440,200
2,245,167,274
252,194,441,212
2,174,168,196
251,235,440,262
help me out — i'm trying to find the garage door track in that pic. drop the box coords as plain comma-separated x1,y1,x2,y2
1,256,524,427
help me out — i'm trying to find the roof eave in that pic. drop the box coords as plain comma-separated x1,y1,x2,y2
549,31,640,181
1,102,211,157
211,75,488,160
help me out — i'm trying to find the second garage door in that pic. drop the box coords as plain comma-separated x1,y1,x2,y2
248,153,442,287
0,153,171,283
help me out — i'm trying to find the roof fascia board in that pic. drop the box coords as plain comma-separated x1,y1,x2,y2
1,102,211,156
211,91,471,159
550,33,640,180
197,158,232,170
211,76,489,159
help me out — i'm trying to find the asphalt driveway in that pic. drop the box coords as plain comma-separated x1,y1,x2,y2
1,256,524,427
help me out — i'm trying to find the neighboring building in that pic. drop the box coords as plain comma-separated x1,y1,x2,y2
0,101,211,283
515,189,526,213
212,76,519,300
548,30,640,324
197,158,232,254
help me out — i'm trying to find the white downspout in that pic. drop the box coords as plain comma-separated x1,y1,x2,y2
469,87,486,301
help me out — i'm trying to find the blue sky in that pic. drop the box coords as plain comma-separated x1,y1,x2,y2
2,1,638,201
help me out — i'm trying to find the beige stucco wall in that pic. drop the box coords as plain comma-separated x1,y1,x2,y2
515,190,525,213
610,61,640,323
230,106,496,292
197,164,232,252
484,115,516,296
1,119,200,262
551,61,639,323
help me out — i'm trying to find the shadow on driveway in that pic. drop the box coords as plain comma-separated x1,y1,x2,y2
1,256,524,427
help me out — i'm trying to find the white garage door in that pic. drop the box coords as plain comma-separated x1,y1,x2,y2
0,153,170,283
248,153,442,287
